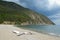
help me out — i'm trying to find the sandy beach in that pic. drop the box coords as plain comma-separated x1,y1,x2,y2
0,24,60,40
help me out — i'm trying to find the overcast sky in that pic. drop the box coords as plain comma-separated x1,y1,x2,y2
4,0,60,25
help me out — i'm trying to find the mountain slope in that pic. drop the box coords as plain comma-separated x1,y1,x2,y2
0,1,55,25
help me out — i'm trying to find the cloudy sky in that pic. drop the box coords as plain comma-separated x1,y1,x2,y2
4,0,60,25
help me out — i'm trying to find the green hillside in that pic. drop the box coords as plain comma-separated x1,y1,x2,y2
0,1,55,25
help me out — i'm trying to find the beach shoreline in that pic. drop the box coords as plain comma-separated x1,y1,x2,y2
0,24,60,40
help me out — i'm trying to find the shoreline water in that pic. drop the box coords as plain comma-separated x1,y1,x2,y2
0,24,60,37
15,24,60,37
18,27,60,37
1,24,60,37
0,24,60,40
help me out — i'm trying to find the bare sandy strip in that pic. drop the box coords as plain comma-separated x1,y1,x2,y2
0,24,60,40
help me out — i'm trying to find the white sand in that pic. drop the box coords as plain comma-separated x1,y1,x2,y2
0,24,60,40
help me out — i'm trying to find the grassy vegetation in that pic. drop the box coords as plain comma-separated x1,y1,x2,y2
0,1,32,24
0,1,55,25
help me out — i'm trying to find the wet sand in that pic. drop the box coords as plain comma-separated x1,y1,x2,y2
0,24,60,40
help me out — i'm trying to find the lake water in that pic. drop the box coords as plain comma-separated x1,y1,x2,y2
17,25,60,36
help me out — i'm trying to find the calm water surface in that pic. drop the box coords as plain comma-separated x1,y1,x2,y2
17,25,60,36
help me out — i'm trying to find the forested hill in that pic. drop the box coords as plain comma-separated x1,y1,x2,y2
0,1,55,25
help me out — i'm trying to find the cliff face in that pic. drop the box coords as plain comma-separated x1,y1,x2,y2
0,1,55,25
